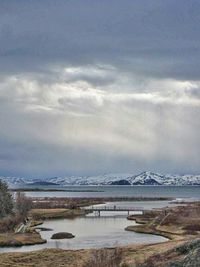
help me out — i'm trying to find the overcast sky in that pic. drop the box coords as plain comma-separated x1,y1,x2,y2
0,0,200,178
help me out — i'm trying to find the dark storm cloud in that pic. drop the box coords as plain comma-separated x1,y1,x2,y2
0,0,200,80
0,0,200,177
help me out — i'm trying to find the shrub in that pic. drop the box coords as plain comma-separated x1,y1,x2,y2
0,180,13,218
83,248,122,267
0,214,23,233
175,239,200,254
183,224,200,231
15,192,33,217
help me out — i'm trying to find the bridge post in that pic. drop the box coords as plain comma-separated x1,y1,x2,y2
128,210,129,216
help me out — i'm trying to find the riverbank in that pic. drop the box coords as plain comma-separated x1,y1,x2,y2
0,237,199,266
0,232,46,247
0,208,88,247
0,201,199,266
126,202,200,241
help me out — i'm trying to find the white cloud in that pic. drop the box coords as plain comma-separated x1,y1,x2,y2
0,65,200,176
0,1,200,176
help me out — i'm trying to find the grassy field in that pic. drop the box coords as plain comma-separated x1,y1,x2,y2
30,208,88,220
0,248,90,267
0,239,194,267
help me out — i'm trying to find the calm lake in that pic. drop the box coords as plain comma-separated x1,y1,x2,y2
24,185,200,199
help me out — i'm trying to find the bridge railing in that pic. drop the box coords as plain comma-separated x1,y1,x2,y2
84,206,144,211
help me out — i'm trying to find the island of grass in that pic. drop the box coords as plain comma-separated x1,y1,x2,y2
0,232,46,247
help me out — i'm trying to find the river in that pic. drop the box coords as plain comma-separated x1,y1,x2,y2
1,185,199,253
0,200,171,253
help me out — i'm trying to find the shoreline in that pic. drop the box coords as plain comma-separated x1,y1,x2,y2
0,198,180,249
0,237,197,267
10,188,104,192
0,200,199,266
125,203,200,241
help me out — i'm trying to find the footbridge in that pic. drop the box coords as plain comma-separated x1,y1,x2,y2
83,205,145,216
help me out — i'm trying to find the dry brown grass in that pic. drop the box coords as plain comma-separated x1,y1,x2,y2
0,242,181,267
0,232,46,247
0,249,90,267
0,203,199,267
82,248,123,267
30,208,86,220
122,240,187,267
0,239,189,267
126,202,200,241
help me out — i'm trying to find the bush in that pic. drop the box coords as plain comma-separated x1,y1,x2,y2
83,248,122,267
15,192,33,217
175,239,200,255
183,224,200,231
0,214,23,233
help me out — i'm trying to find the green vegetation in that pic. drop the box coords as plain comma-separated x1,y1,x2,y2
0,180,33,233
0,180,13,218
0,181,44,247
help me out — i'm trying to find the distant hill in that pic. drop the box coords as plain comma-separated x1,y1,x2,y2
29,181,58,186
1,171,200,187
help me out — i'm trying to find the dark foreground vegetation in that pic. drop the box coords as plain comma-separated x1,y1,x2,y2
0,180,32,233
0,180,47,246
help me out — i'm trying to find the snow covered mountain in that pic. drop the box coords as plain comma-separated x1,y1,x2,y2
127,172,200,185
1,171,200,187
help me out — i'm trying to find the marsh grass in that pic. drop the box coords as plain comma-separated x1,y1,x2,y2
83,248,123,267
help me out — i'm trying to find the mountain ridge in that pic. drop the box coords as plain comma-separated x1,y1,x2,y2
1,171,200,187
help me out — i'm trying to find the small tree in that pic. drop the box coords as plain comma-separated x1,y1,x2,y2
15,192,33,217
0,180,13,218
